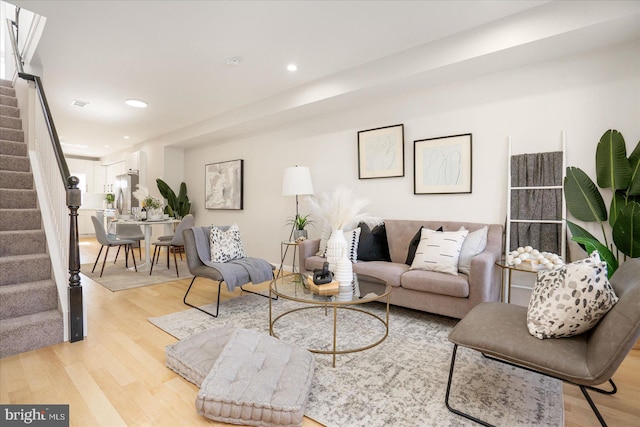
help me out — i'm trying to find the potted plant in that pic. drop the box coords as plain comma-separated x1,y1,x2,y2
156,179,191,219
287,214,313,240
105,193,115,208
563,129,639,277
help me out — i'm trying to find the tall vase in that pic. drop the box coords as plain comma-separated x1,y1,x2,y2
326,229,346,272
334,249,354,301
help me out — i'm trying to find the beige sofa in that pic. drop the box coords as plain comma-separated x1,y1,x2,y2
298,220,504,319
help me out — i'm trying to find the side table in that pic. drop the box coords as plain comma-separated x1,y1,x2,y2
276,241,300,280
495,260,539,303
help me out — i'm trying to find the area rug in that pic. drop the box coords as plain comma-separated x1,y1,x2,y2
81,258,192,291
149,294,563,427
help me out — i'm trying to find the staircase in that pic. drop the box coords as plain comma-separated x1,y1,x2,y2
0,79,64,358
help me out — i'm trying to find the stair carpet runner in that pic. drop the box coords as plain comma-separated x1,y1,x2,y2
0,79,64,358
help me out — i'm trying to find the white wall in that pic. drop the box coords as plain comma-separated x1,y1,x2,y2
182,40,639,271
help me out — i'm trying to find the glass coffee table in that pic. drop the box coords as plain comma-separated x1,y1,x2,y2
269,273,390,367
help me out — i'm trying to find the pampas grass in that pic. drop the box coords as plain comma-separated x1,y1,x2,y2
307,186,382,231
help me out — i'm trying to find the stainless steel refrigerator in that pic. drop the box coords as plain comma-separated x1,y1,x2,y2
114,172,139,215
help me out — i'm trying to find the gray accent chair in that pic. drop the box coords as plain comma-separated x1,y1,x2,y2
445,258,640,427
182,227,275,318
91,216,137,277
149,214,195,277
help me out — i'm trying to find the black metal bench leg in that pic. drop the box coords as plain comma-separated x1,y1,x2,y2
183,277,222,318
445,344,495,427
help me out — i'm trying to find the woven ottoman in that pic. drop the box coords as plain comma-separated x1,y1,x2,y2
166,327,315,427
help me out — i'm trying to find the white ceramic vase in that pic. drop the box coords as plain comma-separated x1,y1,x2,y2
326,229,347,272
334,249,354,301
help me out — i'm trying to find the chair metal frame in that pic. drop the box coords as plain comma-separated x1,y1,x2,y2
445,344,617,427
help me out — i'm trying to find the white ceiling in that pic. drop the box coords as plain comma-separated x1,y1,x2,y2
8,1,640,158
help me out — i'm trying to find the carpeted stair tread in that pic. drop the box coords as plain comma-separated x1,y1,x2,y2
0,115,22,129
0,80,12,87
0,140,27,156
0,94,18,108
0,154,30,172
0,309,64,358
0,86,15,97
0,188,37,209
0,128,23,143
0,105,20,118
0,253,51,286
0,280,58,320
0,208,41,231
0,229,46,256
0,170,33,189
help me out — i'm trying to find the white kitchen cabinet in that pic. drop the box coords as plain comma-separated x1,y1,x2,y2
78,209,97,235
103,161,126,193
93,163,106,193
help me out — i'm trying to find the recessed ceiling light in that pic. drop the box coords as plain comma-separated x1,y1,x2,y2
287,64,298,72
226,57,242,67
123,135,130,140
125,98,148,108
71,99,89,107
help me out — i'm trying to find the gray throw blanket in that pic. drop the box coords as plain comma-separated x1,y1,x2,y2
191,226,274,291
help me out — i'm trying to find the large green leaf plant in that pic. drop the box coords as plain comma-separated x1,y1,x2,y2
564,129,640,277
156,179,191,218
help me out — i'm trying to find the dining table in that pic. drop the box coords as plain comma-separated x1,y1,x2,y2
108,218,179,271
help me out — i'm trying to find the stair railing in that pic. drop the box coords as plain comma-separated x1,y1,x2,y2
6,9,83,343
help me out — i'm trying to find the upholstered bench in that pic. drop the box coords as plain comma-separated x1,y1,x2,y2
166,327,315,427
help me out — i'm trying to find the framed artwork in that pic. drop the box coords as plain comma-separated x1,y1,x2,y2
358,124,404,179
205,159,243,209
414,133,472,194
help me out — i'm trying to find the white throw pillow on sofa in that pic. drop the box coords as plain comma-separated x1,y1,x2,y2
410,228,468,275
526,252,618,339
458,226,488,275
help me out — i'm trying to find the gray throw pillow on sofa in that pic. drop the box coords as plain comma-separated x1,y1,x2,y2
458,226,488,275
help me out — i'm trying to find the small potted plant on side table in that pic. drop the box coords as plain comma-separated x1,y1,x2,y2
288,214,313,241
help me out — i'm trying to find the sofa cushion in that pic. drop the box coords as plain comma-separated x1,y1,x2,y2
353,261,408,288
401,269,470,297
357,222,391,262
458,226,488,275
410,228,468,275
527,252,619,339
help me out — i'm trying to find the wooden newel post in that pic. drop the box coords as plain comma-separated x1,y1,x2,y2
67,176,83,342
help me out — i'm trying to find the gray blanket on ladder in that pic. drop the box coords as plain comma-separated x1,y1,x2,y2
191,226,274,291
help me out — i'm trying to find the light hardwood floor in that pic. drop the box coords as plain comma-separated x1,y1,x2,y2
0,237,638,426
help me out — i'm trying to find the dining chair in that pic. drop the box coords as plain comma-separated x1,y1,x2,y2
91,216,138,277
149,214,195,277
114,223,144,258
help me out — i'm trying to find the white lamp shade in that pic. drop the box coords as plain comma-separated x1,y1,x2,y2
282,166,314,196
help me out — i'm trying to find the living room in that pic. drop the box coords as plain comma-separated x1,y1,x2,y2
1,1,639,426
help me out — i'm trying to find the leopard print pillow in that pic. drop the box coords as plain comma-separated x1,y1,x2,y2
526,252,618,339
210,223,246,263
